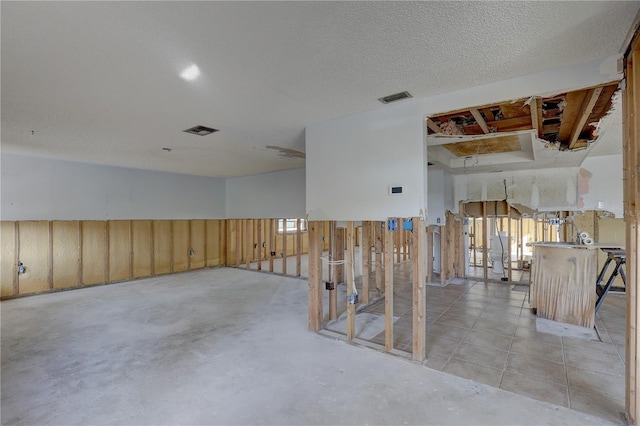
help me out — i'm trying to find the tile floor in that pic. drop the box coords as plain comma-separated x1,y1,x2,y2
328,263,627,423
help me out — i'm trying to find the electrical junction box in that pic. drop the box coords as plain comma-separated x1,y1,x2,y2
388,185,404,196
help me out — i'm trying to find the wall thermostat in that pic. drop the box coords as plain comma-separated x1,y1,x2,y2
388,185,404,196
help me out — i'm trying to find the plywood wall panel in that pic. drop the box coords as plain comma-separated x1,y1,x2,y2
205,220,220,267
190,220,206,269
18,221,50,294
153,220,172,275
108,220,131,282
172,220,189,272
82,221,106,285
1,222,16,297
132,220,152,278
52,221,79,289
219,220,227,265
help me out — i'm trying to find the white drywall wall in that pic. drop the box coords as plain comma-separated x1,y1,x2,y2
427,169,446,225
579,154,623,217
306,55,620,221
443,170,455,213
226,168,306,219
306,100,427,221
1,153,226,220
453,168,580,212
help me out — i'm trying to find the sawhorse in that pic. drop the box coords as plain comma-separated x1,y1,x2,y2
595,248,626,313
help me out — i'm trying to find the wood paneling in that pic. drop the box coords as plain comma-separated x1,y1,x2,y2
190,219,206,269
18,221,50,294
219,220,227,266
108,220,131,282
132,220,152,278
1,218,230,298
442,134,521,157
205,220,221,267
82,221,106,285
153,220,172,275
172,220,189,272
52,221,80,289
1,222,16,297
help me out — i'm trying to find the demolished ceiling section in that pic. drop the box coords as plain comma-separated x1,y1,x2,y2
427,82,619,152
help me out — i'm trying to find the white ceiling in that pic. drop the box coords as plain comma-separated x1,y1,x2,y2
2,1,638,178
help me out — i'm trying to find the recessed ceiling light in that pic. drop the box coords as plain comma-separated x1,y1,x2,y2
180,64,200,81
378,91,412,104
184,125,219,136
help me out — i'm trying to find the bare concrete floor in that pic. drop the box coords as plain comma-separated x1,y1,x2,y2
2,268,616,425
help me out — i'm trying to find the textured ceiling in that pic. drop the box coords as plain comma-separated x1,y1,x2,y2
2,1,638,177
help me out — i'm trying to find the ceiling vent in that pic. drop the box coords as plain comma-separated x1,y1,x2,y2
184,125,219,136
378,91,412,104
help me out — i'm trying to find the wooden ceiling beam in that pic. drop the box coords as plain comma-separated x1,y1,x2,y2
426,118,442,134
470,109,490,133
568,87,603,149
529,97,542,138
481,108,494,121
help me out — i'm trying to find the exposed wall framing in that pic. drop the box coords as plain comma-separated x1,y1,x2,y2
624,29,640,423
0,219,227,299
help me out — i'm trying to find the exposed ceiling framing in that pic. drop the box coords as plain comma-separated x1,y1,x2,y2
427,82,619,153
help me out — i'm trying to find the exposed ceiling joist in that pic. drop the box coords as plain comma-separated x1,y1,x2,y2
529,97,542,139
568,86,603,149
470,109,490,134
426,118,443,134
427,82,618,152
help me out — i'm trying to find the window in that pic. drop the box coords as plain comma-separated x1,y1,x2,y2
277,219,307,234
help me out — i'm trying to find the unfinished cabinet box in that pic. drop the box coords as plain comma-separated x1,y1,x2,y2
530,243,597,328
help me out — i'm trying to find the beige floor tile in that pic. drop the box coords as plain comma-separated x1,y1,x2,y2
424,352,450,371
506,352,566,385
569,387,625,424
482,305,522,317
605,329,626,346
426,335,462,357
453,299,488,309
451,341,509,370
500,371,569,408
472,319,517,337
562,336,620,358
567,366,624,400
392,326,414,347
435,313,477,329
516,318,537,330
393,314,414,329
477,312,521,326
462,329,512,352
444,306,483,318
427,323,470,341
509,338,564,363
564,348,625,376
443,358,503,388
514,326,563,346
